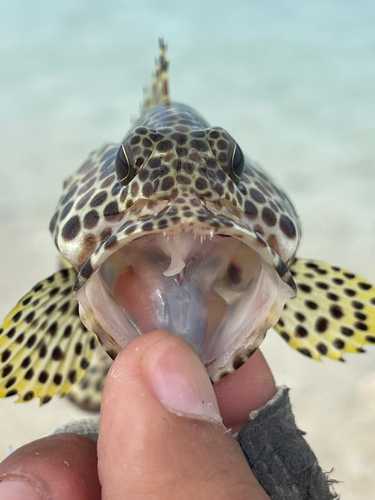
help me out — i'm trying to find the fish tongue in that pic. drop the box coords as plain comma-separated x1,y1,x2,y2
162,239,186,279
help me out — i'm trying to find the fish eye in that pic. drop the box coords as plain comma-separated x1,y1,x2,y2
231,143,245,182
115,144,133,185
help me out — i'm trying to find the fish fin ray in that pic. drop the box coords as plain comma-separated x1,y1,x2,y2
274,258,375,361
67,345,111,412
141,37,170,113
0,268,98,404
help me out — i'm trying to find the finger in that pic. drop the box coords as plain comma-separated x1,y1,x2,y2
0,434,100,500
98,330,270,500
214,349,277,432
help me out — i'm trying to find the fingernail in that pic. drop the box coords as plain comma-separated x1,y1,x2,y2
142,336,222,423
0,476,46,500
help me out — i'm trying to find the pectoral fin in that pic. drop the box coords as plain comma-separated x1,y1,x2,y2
274,258,375,360
0,268,97,404
68,344,111,412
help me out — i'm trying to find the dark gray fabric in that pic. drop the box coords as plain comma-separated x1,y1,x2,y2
51,388,338,498
237,387,338,500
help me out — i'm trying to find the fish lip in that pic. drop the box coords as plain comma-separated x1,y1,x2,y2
73,210,296,296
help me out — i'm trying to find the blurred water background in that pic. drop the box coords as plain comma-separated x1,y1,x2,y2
0,1,374,497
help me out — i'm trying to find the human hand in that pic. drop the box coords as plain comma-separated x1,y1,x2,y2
0,330,276,499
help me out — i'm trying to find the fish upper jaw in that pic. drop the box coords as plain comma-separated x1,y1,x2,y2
74,200,295,381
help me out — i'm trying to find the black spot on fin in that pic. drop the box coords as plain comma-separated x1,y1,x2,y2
274,258,375,361
68,344,111,413
0,268,97,404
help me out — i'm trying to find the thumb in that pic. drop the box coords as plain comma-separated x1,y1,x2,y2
97,330,269,500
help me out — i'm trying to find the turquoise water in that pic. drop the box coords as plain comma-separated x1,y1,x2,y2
0,2,374,498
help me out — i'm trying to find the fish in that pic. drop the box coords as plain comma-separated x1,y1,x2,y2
1,38,374,411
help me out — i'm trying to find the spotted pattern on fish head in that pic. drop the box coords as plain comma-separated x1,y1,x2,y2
50,103,300,279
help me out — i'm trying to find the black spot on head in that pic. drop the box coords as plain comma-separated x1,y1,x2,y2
142,221,154,231
59,201,74,221
62,216,81,241
344,288,356,297
53,373,62,385
161,176,175,191
250,189,266,204
104,201,119,218
49,212,59,233
156,139,173,152
81,260,93,280
61,184,78,205
298,284,312,293
262,207,277,226
244,201,258,219
90,191,108,207
191,139,208,152
195,178,208,191
279,214,297,239
316,282,329,290
84,210,99,229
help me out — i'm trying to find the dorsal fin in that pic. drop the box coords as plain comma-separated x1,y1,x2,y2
141,37,170,113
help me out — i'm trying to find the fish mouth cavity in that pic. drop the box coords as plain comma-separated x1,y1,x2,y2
76,221,294,380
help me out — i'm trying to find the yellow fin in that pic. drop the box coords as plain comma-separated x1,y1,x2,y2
274,258,375,361
68,344,111,413
141,37,170,113
0,268,97,404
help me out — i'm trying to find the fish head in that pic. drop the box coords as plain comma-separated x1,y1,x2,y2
50,105,300,380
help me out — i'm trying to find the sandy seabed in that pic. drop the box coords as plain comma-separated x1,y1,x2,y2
0,2,374,498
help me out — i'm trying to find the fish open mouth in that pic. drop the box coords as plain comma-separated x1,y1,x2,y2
75,210,295,380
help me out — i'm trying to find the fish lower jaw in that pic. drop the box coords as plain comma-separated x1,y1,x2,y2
76,229,293,380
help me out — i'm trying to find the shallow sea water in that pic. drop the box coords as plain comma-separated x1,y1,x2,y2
0,1,374,497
